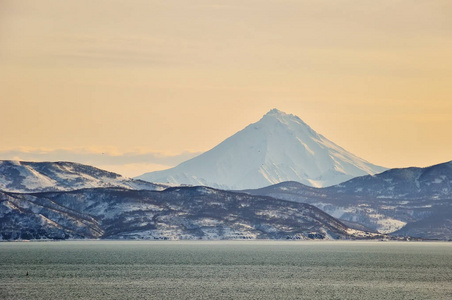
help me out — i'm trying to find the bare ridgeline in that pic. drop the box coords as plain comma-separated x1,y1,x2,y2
1,111,451,240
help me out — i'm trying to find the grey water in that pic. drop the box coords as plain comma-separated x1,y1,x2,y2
1,241,451,300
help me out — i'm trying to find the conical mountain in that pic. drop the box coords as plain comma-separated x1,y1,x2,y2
137,109,386,189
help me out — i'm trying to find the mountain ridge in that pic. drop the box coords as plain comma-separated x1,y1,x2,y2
244,160,452,239
0,186,386,241
0,160,165,193
1,158,447,239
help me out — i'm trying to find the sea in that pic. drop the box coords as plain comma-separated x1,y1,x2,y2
1,240,451,299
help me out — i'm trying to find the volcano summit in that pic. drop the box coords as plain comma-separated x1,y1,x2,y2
137,109,386,189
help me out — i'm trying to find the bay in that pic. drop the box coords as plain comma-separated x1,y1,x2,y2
1,241,451,299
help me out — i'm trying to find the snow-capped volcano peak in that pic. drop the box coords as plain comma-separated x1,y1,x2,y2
137,109,387,189
264,108,289,117
260,108,319,138
263,108,304,124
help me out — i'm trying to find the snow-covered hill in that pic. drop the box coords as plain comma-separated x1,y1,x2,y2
0,186,387,241
0,160,165,193
137,109,386,189
245,161,452,239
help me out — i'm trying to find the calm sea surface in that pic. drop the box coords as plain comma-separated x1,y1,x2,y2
1,241,451,299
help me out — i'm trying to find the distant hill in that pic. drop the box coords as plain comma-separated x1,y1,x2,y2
0,186,384,241
244,161,452,239
0,160,165,193
137,109,386,189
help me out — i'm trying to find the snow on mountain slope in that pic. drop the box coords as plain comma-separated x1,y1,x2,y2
137,109,386,189
331,160,452,199
0,160,166,193
0,186,388,240
245,160,452,238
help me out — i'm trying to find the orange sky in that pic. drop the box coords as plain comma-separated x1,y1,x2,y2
1,0,451,177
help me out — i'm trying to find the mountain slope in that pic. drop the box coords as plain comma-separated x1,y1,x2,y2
245,161,452,239
0,187,384,241
137,109,386,189
0,160,165,193
329,161,452,199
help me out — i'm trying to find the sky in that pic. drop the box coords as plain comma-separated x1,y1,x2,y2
1,0,451,177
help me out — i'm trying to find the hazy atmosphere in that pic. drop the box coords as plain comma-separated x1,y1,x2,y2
1,0,451,177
